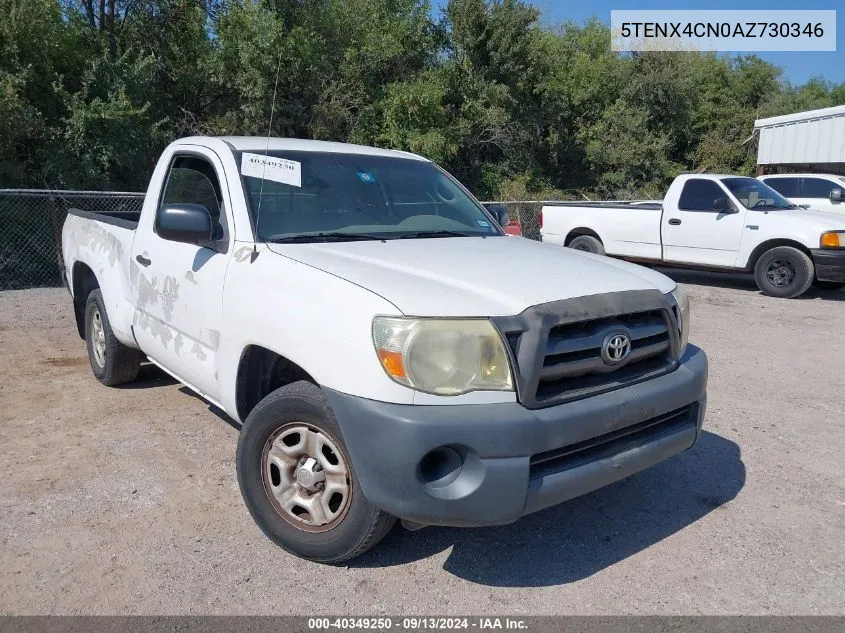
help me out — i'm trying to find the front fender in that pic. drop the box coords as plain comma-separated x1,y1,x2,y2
217,244,416,418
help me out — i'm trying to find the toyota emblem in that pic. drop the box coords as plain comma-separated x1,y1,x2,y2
601,330,632,366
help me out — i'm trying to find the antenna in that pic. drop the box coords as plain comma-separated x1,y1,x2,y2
253,49,284,256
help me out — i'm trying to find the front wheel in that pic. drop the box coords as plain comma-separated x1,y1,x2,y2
753,246,814,298
236,381,395,563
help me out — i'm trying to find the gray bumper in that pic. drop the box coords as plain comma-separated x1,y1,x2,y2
811,248,845,283
325,345,708,527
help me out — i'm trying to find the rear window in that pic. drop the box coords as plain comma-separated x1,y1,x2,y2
678,179,725,211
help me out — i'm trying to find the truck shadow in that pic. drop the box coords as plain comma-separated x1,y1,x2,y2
115,363,178,389
656,267,844,301
352,430,745,587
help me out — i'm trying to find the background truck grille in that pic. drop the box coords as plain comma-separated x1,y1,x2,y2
492,290,681,409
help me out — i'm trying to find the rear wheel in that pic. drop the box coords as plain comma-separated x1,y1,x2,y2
236,381,395,563
753,246,814,298
568,235,605,255
84,289,142,385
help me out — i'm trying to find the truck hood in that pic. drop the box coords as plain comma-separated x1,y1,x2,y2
761,207,845,227
267,236,676,316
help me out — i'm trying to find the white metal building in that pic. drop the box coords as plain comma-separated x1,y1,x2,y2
754,104,845,175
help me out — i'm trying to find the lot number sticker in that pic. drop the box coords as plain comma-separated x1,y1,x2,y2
241,152,302,188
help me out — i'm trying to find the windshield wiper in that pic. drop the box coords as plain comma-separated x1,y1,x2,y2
397,230,475,239
268,232,385,243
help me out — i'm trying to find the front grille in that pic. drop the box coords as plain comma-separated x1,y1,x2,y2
535,310,672,404
529,404,697,479
492,290,680,409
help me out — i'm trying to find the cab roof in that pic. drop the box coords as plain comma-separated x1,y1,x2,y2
175,136,428,162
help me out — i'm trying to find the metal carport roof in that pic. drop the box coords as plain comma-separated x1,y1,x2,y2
755,104,845,166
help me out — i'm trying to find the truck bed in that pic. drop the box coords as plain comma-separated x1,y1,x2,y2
544,200,663,210
67,207,141,230
62,207,140,346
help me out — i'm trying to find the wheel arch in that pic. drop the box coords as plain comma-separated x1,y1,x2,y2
564,227,603,246
71,261,100,339
745,239,813,272
235,345,317,422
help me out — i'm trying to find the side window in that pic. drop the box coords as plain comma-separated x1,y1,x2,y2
763,178,799,198
678,179,726,212
802,178,837,199
161,155,224,229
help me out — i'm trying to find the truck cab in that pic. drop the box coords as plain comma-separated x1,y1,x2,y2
758,173,845,214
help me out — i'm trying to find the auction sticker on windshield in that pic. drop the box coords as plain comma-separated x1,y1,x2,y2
241,152,302,188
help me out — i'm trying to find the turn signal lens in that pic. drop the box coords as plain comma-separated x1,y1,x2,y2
377,349,406,379
821,232,842,248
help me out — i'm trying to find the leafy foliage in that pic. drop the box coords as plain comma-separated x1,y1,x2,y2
1,0,843,198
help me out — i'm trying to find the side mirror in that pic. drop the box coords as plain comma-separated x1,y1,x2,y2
484,203,510,228
713,198,736,214
156,203,214,243
830,188,843,203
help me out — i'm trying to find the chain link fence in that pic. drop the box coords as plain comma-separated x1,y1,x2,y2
0,190,145,290
0,190,549,290
480,200,544,241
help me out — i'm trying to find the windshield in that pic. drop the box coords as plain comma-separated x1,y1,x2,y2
721,177,796,210
237,151,502,242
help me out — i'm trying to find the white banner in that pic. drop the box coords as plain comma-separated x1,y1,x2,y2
611,10,836,52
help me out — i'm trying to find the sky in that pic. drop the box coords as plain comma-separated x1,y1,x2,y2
433,0,844,85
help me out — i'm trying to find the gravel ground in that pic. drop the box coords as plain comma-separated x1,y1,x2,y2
0,276,843,615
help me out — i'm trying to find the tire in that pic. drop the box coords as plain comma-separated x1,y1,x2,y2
753,246,814,298
813,280,844,291
236,380,395,564
84,289,142,386
568,234,605,255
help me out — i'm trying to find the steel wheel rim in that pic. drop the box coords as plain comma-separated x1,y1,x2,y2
261,423,352,533
91,309,106,367
766,259,796,288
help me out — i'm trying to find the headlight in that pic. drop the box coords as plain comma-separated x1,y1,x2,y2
372,317,513,395
820,231,845,248
670,285,690,358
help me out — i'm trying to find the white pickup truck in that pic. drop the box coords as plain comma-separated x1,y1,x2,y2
62,136,708,563
540,174,845,298
758,173,845,214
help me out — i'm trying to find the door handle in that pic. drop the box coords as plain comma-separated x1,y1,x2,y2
667,218,682,226
135,255,152,267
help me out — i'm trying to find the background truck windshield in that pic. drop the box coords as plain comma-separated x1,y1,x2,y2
721,177,796,210
238,151,502,242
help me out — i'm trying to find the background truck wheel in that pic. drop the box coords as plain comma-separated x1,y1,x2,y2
753,246,814,298
568,235,605,255
236,380,395,564
813,280,844,291
84,289,142,386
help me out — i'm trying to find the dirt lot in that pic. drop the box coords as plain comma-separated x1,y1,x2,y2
1,275,843,615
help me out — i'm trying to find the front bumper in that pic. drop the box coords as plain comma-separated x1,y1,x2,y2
812,248,845,283
325,345,708,527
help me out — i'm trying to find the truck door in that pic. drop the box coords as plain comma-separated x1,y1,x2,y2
661,178,747,267
130,146,232,401
797,177,845,213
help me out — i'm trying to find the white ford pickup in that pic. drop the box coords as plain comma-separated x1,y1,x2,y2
540,174,845,298
62,136,708,563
